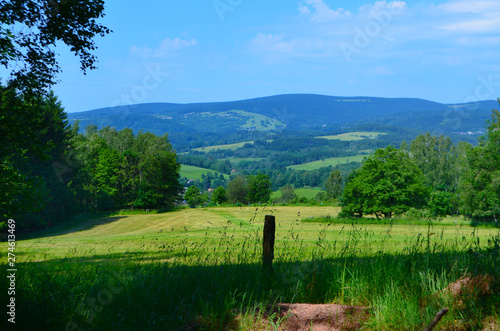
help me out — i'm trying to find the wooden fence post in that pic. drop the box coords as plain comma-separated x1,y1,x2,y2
263,215,276,273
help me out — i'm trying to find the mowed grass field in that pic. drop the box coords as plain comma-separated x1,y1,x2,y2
2,206,499,330
317,131,388,141
192,141,255,152
14,206,498,262
272,187,324,200
287,154,367,170
179,164,229,180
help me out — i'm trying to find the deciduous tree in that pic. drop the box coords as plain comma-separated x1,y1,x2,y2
247,173,272,204
227,175,248,204
279,184,297,203
342,146,429,219
325,169,343,200
212,186,227,205
1,0,111,92
459,105,500,222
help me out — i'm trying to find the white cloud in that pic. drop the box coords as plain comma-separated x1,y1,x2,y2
438,0,500,33
299,0,352,23
439,0,500,14
130,37,197,58
442,18,500,33
358,1,407,15
250,33,294,53
247,32,340,64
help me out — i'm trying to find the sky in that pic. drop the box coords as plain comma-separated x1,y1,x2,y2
44,0,500,112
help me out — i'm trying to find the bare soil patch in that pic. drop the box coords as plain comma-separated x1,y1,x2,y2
263,303,370,331
182,303,370,330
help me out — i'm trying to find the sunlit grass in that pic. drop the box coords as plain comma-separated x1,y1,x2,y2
179,164,229,180
316,132,388,141
2,206,499,330
287,155,367,170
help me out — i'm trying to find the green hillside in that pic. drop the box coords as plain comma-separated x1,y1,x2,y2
317,131,387,141
180,164,228,180
193,141,255,152
287,155,367,171
272,187,324,200
67,95,497,137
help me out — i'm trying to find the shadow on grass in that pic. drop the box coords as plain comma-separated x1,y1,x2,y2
2,241,499,331
16,215,126,241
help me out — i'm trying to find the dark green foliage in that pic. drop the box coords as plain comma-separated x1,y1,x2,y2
325,169,343,200
185,186,202,208
428,190,453,217
73,127,182,212
410,133,459,191
0,87,79,230
0,0,111,92
227,176,248,205
342,146,430,219
279,184,297,203
1,0,110,230
132,189,158,210
212,186,227,205
459,106,500,222
246,173,272,204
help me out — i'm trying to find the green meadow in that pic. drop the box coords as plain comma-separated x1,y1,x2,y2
287,155,367,171
224,157,264,164
2,206,499,330
192,141,255,152
272,187,324,200
317,132,388,141
179,164,229,180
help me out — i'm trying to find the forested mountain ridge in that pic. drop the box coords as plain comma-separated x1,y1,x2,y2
68,94,498,137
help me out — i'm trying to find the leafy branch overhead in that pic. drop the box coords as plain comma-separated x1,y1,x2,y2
0,0,111,92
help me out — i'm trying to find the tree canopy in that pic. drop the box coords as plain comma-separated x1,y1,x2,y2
342,146,429,219
0,0,111,92
459,105,500,222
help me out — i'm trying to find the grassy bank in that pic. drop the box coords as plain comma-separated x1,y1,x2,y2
1,206,499,330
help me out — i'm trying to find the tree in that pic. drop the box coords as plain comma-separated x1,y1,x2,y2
71,126,182,212
247,173,272,204
227,175,248,204
428,189,453,217
184,186,202,208
325,169,343,200
410,133,458,191
0,0,111,92
1,1,110,230
342,146,430,219
212,186,227,205
280,184,297,203
0,88,79,228
459,106,500,222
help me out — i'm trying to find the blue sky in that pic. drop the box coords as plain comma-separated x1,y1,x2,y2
48,0,500,112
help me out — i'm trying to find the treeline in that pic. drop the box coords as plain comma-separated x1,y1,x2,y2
1,88,181,232
340,107,500,222
71,124,182,212
184,173,273,207
178,155,232,174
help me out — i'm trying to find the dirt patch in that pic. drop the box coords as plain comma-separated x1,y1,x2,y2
182,303,370,330
264,303,370,331
443,274,496,310
445,274,495,298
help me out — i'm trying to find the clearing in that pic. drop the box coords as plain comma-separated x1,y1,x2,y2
287,155,367,171
317,132,388,141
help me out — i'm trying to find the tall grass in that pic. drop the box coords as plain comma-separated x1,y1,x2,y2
1,209,499,330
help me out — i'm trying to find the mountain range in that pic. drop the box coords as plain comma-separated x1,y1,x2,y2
68,94,498,137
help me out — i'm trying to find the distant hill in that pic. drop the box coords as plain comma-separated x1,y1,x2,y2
68,94,498,136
